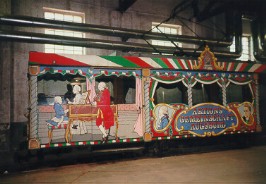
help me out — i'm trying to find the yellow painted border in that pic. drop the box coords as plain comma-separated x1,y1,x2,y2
174,103,238,137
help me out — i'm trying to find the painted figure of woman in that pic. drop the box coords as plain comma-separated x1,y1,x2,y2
67,85,82,104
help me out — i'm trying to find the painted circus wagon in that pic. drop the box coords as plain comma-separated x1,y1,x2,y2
28,46,265,149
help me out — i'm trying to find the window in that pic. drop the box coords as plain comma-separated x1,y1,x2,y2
37,73,86,105
226,83,253,103
44,7,85,55
230,36,254,61
151,22,182,49
154,82,187,105
96,75,136,104
192,83,222,105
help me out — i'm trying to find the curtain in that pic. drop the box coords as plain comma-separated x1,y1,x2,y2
134,77,143,136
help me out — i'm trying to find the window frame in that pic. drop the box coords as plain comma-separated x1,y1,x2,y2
151,22,182,52
43,7,86,55
230,35,254,61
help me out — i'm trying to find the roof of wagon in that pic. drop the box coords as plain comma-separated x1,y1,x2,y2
29,50,266,73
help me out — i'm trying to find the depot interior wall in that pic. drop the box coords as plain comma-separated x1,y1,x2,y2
0,0,247,125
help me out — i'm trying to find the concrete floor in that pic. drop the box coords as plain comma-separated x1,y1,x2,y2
1,146,266,184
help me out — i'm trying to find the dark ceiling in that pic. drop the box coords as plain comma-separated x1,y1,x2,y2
118,0,266,21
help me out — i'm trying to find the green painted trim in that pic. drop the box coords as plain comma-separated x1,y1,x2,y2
152,58,169,68
101,56,139,68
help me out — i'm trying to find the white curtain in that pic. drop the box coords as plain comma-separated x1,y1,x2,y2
134,77,143,136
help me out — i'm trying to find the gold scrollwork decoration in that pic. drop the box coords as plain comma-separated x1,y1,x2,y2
193,45,224,71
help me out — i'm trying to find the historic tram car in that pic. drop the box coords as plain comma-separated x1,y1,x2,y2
27,46,264,152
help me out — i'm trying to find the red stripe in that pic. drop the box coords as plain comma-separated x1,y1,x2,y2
123,56,153,68
239,63,248,71
29,52,89,66
254,64,266,73
186,60,193,69
229,62,235,71
223,62,227,71
161,58,174,68
177,59,186,69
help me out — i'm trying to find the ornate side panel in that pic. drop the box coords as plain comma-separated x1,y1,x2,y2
28,66,40,149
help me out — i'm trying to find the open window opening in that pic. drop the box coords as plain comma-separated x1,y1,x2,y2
154,81,187,105
226,83,253,103
37,73,86,105
192,82,222,105
95,75,136,104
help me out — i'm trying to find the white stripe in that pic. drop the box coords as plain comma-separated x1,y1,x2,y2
235,63,243,71
249,64,261,72
61,54,121,67
227,63,232,71
188,60,194,69
139,57,162,68
168,58,179,69
180,59,188,69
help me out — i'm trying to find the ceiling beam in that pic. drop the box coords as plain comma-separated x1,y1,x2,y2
117,0,137,13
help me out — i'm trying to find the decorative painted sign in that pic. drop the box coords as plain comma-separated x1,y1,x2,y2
175,103,238,137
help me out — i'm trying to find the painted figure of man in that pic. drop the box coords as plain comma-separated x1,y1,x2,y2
242,103,254,125
157,106,169,130
47,96,69,127
46,96,69,143
94,82,114,142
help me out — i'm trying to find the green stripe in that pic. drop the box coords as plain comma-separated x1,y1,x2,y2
172,59,182,69
29,62,38,65
233,63,239,71
152,58,169,68
101,56,139,68
244,63,255,72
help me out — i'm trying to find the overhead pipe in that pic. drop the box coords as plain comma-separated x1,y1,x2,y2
0,29,177,54
174,10,242,59
0,15,233,47
0,28,241,59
